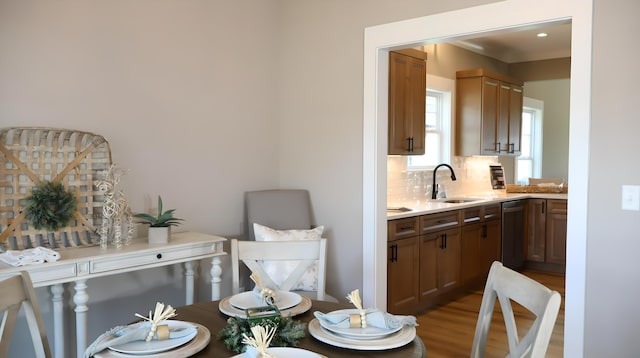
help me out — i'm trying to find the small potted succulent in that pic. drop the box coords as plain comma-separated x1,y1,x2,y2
134,196,184,244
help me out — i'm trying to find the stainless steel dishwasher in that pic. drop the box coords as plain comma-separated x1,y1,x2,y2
501,200,525,270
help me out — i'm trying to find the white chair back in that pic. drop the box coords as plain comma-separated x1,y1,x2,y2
230,238,328,301
0,271,52,358
471,261,561,358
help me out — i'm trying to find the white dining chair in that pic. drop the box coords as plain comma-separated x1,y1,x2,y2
230,238,329,301
0,271,52,358
471,261,561,358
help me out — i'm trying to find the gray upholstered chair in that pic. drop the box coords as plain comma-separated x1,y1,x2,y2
246,189,313,240
244,189,337,302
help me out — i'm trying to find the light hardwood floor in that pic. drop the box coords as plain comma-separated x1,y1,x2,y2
415,270,565,358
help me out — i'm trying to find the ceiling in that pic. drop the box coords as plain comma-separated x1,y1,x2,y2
450,21,572,63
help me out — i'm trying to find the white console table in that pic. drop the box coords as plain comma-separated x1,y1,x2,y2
0,231,227,358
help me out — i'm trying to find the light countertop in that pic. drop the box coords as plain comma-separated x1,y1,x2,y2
387,191,568,220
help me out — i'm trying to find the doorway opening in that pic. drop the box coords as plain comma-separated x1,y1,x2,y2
362,1,592,357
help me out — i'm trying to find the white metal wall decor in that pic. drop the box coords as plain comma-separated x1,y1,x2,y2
96,164,133,248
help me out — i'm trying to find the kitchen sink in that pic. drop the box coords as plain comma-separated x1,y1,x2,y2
438,197,483,204
387,206,412,212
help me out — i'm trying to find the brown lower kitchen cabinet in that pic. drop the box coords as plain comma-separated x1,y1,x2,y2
461,204,502,289
545,199,568,265
388,210,462,314
387,216,420,314
526,198,567,273
420,227,461,302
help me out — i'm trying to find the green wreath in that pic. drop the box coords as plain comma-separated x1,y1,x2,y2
24,181,78,231
217,316,306,353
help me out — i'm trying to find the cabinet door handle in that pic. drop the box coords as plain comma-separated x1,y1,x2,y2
481,224,487,238
390,244,397,262
509,143,515,153
406,137,413,152
542,201,546,214
440,233,448,250
495,142,501,152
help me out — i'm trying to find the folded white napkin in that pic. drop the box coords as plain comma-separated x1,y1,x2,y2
0,247,60,267
314,309,417,330
84,321,196,358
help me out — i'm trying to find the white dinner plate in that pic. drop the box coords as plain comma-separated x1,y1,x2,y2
219,294,312,318
228,290,302,310
108,321,197,355
231,347,324,357
94,323,210,358
316,309,402,339
308,318,416,350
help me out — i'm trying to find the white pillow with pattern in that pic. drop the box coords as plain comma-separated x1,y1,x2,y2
253,223,324,292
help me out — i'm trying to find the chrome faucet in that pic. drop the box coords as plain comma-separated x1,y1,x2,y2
432,163,457,199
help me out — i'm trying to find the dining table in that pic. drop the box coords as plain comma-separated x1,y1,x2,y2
176,299,427,357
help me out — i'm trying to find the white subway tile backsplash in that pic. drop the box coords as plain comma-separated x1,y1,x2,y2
387,156,501,205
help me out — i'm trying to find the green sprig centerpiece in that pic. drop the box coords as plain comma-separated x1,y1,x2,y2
217,315,306,353
24,181,78,231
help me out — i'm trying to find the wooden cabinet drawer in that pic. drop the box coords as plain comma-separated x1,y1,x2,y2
547,199,567,214
90,243,214,273
483,204,501,220
462,207,481,224
420,211,461,234
388,217,420,241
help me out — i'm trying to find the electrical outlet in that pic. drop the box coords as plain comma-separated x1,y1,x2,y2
621,185,640,211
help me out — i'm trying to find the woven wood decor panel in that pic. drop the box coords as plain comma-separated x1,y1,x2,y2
0,127,112,251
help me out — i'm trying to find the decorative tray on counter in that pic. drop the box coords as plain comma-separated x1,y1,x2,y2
506,184,568,193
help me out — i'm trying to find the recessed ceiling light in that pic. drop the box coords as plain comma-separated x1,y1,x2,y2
537,32,548,38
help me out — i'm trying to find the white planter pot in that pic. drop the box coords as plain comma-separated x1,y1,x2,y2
148,227,170,244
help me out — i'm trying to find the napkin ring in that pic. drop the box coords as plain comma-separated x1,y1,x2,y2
349,314,362,328
156,325,170,340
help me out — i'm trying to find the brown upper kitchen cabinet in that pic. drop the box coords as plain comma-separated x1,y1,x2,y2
456,69,524,156
388,49,427,155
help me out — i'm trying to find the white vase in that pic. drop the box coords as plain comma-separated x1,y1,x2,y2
148,226,170,244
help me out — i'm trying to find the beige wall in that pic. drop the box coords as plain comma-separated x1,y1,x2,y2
509,57,571,81
586,0,640,355
424,42,509,79
0,1,283,355
524,79,570,180
3,0,639,356
0,0,497,356
274,0,496,300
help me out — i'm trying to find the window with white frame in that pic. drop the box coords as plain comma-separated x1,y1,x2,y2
516,97,543,184
407,75,452,169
